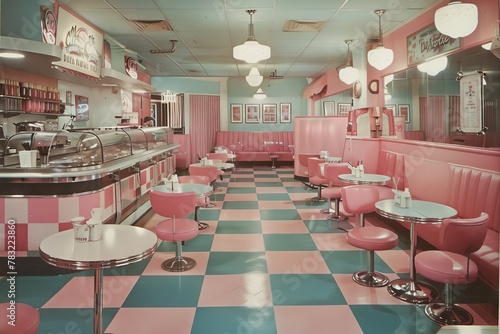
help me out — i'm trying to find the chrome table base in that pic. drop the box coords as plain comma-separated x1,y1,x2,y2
388,278,439,304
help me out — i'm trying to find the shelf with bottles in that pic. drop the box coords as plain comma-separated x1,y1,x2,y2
0,94,72,115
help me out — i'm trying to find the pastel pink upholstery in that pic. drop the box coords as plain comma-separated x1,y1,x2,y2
308,158,329,201
207,153,228,162
215,131,293,162
341,185,379,228
0,303,40,334
321,163,351,219
178,175,211,230
298,154,320,177
374,151,405,200
150,190,199,271
265,143,282,168
414,213,489,325
189,165,223,184
344,185,398,287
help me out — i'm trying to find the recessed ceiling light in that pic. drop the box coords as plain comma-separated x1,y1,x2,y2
0,52,25,59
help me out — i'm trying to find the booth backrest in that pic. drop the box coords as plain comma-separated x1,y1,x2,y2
377,151,405,190
216,131,293,152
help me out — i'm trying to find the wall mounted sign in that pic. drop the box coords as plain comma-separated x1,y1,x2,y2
75,95,89,122
407,24,460,66
125,56,138,79
459,73,482,133
40,6,57,45
53,4,104,79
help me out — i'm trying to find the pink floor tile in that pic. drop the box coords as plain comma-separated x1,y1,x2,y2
105,307,196,334
198,274,272,307
266,251,331,274
297,209,330,221
258,201,296,209
289,193,317,201
334,274,409,305
211,234,265,251
311,233,358,251
142,252,209,275
274,305,363,334
376,249,411,273
261,220,309,234
223,194,258,201
218,209,261,220
227,182,255,187
256,187,287,193
42,276,139,308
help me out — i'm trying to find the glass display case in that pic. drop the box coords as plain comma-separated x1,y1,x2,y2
1,127,173,168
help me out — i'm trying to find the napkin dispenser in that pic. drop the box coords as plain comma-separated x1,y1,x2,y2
393,188,412,208
319,150,328,159
348,164,364,178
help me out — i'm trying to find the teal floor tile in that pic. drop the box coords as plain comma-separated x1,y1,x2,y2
216,220,262,234
257,193,291,201
198,208,221,220
263,234,317,251
38,308,119,334
256,182,284,187
157,234,214,252
230,177,255,182
350,304,440,334
226,187,257,194
270,274,346,305
232,170,254,174
0,275,74,307
260,209,301,220
222,201,259,209
321,250,394,274
206,252,267,275
192,307,277,334
285,186,314,193
304,219,345,233
255,173,280,178
279,177,298,182
122,276,204,307
293,200,327,209
209,193,225,201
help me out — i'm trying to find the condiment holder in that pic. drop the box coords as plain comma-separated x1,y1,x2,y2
393,188,412,208
71,216,89,242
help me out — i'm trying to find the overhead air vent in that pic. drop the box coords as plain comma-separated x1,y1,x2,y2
283,20,324,32
129,20,174,31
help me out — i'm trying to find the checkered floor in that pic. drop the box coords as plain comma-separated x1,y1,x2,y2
1,167,498,333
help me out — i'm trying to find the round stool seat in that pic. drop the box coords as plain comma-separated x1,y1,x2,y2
155,218,199,242
0,303,40,334
348,226,398,251
415,250,479,285
321,187,341,199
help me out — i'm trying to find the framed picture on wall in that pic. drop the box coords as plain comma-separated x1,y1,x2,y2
385,104,396,114
398,104,410,123
75,95,89,121
323,101,335,116
280,103,291,123
337,103,351,116
262,104,277,123
245,104,260,123
230,103,243,123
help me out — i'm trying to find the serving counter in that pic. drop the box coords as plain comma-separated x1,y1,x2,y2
0,126,178,254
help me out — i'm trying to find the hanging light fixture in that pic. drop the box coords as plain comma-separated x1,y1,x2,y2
253,88,266,99
434,1,478,38
367,9,394,71
417,56,448,76
233,9,271,64
338,40,359,85
245,67,263,86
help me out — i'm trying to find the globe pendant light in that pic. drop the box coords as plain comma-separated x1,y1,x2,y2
245,67,263,86
417,56,448,76
233,10,271,64
253,88,266,99
367,10,394,71
434,1,478,38
338,40,359,85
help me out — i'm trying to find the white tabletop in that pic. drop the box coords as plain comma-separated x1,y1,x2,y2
39,225,158,270
190,162,235,169
375,199,457,224
153,183,213,197
339,173,390,185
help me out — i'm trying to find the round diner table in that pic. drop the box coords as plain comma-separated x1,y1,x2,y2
190,162,235,170
39,225,158,334
375,199,458,304
338,173,390,185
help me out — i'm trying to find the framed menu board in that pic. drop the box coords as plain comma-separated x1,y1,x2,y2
459,73,482,133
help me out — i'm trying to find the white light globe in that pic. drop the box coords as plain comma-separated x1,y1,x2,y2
339,66,359,85
245,67,263,86
434,2,478,38
367,46,394,70
233,41,271,64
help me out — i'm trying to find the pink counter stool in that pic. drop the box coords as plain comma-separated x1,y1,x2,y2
179,175,211,230
150,190,199,272
415,212,489,325
189,164,222,208
0,302,40,334
343,185,398,287
320,163,351,219
265,143,282,169
308,157,328,202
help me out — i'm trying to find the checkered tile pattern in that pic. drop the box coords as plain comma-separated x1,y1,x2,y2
1,167,497,333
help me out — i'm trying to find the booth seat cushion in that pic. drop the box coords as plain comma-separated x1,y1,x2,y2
373,151,405,199
215,131,294,161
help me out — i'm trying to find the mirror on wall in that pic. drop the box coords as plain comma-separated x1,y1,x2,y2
318,90,353,116
384,45,500,148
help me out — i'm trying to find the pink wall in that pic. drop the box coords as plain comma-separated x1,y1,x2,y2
305,0,499,102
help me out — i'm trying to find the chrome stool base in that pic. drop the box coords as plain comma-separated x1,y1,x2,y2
320,208,334,214
425,303,473,325
161,257,197,272
204,202,216,208
198,222,209,230
310,196,327,202
352,270,390,287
